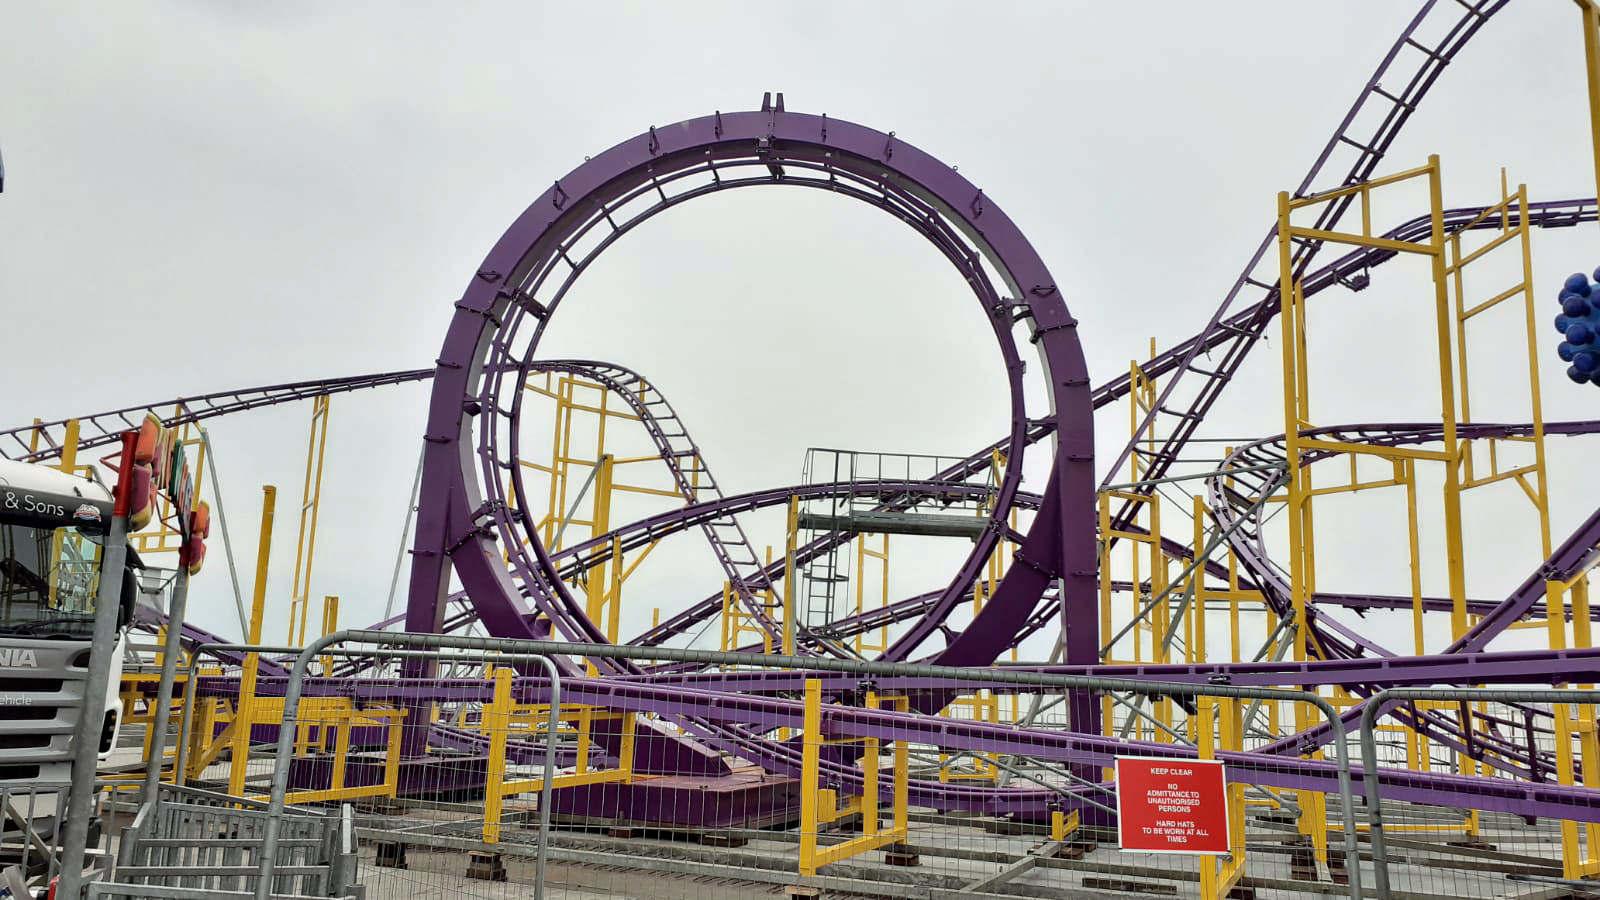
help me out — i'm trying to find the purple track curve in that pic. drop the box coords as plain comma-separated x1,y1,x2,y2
402,104,1099,697
23,0,1600,827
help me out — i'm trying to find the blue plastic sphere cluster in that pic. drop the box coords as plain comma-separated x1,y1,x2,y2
1556,269,1600,385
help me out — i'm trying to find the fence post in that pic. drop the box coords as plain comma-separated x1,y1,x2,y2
142,567,191,807
1300,692,1364,900
1359,690,1395,900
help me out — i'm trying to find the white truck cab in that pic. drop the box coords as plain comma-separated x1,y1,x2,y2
0,458,134,788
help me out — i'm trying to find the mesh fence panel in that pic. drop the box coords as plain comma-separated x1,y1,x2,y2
120,638,1600,900
232,640,1385,900
1360,688,1600,900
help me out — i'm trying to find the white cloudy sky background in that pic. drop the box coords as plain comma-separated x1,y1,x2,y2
2,2,1596,657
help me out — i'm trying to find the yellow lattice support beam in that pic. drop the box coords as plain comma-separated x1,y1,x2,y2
1579,0,1600,214
799,679,909,877
1198,696,1246,900
229,486,274,796
480,666,637,844
286,396,332,647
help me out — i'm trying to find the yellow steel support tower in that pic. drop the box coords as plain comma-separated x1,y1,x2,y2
941,448,1018,780
480,666,636,844
1275,158,1583,870
853,533,890,657
1579,0,1600,213
286,396,331,647
229,486,275,796
522,373,678,644
798,678,909,876
721,550,776,654
783,495,799,657
1197,696,1245,900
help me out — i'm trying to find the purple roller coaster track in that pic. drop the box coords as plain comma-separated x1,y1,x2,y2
16,0,1600,845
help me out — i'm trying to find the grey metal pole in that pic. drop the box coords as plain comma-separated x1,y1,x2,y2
382,446,424,620
141,567,190,807
531,655,560,900
57,503,132,900
1306,695,1364,900
1360,691,1395,900
299,629,1333,707
200,428,251,637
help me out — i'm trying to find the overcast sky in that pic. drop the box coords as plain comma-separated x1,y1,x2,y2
2,2,1596,656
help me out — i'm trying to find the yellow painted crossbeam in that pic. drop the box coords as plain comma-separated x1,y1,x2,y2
482,668,638,843
1287,226,1435,256
501,767,631,796
807,829,909,871
1297,437,1450,462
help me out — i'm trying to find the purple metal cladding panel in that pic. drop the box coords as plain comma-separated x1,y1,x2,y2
548,770,803,830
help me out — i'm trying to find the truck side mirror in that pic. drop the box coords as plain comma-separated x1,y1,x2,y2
119,566,138,630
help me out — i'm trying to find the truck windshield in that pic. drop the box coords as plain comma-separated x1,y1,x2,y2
0,522,104,636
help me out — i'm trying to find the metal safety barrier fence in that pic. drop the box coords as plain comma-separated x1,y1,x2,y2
0,783,69,888
111,632,1600,900
153,643,562,900
110,783,356,897
245,631,1365,900
0,777,144,895
1360,687,1600,900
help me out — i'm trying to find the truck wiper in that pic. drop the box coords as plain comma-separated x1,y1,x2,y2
0,616,94,636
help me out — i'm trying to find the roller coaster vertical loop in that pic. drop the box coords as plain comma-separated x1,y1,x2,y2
404,109,1100,718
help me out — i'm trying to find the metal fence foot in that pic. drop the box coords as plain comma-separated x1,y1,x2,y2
1288,838,1320,881
357,798,406,816
465,851,507,882
883,842,919,867
1083,877,1177,895
1327,848,1349,886
373,841,407,869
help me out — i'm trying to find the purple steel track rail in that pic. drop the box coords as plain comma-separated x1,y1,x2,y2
21,198,1594,664
406,103,1097,694
1104,1,1511,520
2,369,435,464
1209,422,1600,779
519,360,790,649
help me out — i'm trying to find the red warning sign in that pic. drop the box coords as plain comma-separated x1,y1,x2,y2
1114,757,1230,854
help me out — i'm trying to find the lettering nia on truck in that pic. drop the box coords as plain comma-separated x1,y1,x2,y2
0,649,39,668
